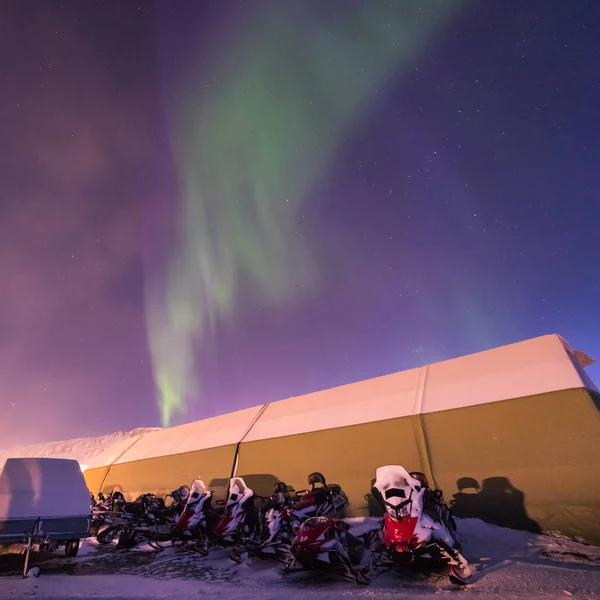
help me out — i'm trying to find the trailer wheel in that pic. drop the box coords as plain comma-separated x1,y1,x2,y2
26,567,41,578
64,539,80,558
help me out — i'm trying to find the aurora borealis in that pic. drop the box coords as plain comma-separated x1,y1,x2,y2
1,0,599,444
148,1,463,426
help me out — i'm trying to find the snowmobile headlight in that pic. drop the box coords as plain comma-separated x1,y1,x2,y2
389,499,411,519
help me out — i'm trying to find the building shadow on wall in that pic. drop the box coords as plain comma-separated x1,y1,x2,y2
450,477,600,584
100,475,289,502
450,476,541,534
364,474,541,536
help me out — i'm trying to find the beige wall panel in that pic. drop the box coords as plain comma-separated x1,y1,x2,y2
83,467,109,496
236,416,423,517
99,444,238,502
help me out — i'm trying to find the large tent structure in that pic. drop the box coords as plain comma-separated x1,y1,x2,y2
83,334,600,544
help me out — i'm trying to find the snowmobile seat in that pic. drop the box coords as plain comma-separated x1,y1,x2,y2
307,472,327,488
328,484,342,494
291,486,328,510
422,489,446,521
170,486,190,504
423,495,438,519
311,486,330,503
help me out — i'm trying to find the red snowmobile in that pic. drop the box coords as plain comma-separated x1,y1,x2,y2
214,477,260,556
232,472,349,564
172,479,223,555
372,465,472,586
284,515,381,584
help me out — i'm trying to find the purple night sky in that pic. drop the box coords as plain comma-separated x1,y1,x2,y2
1,1,599,446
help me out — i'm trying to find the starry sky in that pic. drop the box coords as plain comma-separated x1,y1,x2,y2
1,0,599,446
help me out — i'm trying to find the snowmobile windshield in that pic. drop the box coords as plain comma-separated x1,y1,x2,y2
190,480,209,496
227,477,254,507
381,481,412,508
384,488,407,500
388,476,409,489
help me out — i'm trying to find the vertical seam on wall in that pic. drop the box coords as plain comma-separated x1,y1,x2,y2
230,402,270,478
413,365,426,415
417,412,438,490
98,433,145,494
411,365,439,489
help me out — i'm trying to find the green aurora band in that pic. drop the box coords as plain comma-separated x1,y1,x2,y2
148,1,463,427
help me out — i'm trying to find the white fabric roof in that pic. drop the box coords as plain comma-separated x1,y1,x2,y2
112,405,266,465
85,334,596,466
0,458,90,520
420,333,597,414
244,334,596,442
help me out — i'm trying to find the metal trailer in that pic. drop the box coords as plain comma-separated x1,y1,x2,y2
0,457,91,577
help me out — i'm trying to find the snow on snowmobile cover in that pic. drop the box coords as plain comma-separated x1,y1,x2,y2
0,457,90,544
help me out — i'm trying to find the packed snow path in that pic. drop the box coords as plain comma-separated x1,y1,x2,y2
1,519,599,599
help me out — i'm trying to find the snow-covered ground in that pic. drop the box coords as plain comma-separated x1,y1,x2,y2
1,518,598,599
0,428,161,471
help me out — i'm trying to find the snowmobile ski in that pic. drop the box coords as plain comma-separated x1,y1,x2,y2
448,564,472,587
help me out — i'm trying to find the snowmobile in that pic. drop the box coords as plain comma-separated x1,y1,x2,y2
102,488,189,550
214,477,260,558
90,492,111,537
288,472,348,523
372,465,472,586
284,515,382,585
122,489,189,549
94,491,129,544
233,472,349,564
172,479,223,555
237,481,297,562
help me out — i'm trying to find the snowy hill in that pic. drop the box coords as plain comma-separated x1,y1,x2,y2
0,428,161,470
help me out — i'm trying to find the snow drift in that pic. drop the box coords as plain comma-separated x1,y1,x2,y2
0,428,161,472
